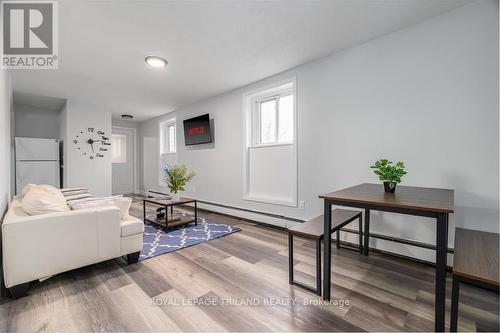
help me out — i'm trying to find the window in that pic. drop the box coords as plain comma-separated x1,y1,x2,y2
168,124,176,153
243,78,297,207
252,84,294,146
159,120,176,154
112,134,127,163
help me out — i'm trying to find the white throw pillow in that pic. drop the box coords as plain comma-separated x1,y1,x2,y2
71,196,132,220
21,188,70,215
21,184,62,197
37,184,62,196
21,184,38,196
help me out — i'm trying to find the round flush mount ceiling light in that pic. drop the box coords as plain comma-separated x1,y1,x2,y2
145,55,168,68
121,114,134,120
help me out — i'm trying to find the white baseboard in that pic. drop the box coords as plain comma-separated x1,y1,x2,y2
196,201,300,229
136,189,148,196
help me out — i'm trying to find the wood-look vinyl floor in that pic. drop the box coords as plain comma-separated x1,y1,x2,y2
0,196,498,332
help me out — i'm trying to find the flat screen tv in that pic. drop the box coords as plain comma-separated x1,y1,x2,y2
183,113,212,146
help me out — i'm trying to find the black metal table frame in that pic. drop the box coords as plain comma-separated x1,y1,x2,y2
450,274,499,332
288,212,363,297
143,199,198,230
322,199,449,332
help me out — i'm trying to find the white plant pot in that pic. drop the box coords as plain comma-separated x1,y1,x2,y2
171,192,181,201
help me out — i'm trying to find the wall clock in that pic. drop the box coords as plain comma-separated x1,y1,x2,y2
73,127,111,160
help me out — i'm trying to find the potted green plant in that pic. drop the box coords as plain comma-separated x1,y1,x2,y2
370,159,407,193
163,164,196,201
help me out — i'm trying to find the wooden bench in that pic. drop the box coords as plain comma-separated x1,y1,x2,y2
450,228,499,331
288,209,363,295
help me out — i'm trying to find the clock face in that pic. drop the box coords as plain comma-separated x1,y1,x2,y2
73,127,111,160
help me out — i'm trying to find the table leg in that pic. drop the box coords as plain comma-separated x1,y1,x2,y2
363,209,370,255
165,205,169,230
316,238,322,296
323,200,332,300
435,213,449,332
450,275,460,332
288,233,294,285
143,200,146,222
195,201,198,226
358,214,363,254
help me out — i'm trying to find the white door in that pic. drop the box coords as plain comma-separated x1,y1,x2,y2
112,127,135,194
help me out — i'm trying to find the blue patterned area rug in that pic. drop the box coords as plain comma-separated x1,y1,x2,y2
140,218,241,261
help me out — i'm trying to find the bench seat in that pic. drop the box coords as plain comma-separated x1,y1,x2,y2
288,208,363,296
289,209,362,238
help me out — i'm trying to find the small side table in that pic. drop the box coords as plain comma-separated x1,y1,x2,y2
143,197,198,230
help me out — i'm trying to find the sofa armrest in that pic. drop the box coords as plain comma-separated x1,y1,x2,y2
2,207,121,288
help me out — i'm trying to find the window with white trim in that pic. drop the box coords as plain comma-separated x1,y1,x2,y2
251,83,294,146
243,79,297,207
159,120,176,154
158,118,177,186
112,134,127,164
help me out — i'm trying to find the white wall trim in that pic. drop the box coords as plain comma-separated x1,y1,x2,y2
242,195,296,207
112,126,138,194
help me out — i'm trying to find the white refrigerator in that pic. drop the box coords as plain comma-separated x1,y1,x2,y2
15,137,61,193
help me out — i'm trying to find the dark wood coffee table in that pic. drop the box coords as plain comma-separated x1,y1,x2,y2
143,197,198,229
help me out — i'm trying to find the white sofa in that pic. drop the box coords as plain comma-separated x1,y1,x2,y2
2,196,144,298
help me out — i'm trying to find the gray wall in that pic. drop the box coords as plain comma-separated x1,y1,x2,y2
64,99,113,196
14,103,61,139
11,98,112,196
138,0,499,264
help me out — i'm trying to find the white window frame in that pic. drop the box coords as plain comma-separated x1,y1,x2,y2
111,133,127,164
242,77,298,207
158,118,177,187
167,123,176,153
159,119,176,155
250,85,295,148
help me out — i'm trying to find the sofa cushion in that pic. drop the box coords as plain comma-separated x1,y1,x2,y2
60,188,93,204
21,187,70,215
60,187,88,195
121,217,144,237
71,196,132,221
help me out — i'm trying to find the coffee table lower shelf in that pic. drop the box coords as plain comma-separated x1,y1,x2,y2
144,214,197,229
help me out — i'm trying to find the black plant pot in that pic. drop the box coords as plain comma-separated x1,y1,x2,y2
383,182,396,193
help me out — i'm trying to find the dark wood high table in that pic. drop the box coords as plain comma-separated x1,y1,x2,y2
320,183,454,332
450,228,499,331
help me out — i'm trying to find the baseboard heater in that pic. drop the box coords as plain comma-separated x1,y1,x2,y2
196,199,304,223
196,199,454,256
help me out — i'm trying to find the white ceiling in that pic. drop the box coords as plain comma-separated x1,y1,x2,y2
11,0,473,122
13,92,66,111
